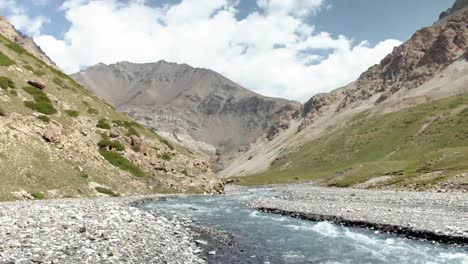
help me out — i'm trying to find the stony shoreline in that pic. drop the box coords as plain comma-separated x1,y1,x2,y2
249,185,468,246
0,196,205,264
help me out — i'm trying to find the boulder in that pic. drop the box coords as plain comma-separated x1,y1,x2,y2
42,125,62,143
27,80,46,90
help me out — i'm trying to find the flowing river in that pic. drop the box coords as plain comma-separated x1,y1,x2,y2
141,187,468,264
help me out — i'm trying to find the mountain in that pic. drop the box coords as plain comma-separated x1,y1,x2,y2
0,16,57,68
222,0,468,191
0,19,222,201
71,61,301,158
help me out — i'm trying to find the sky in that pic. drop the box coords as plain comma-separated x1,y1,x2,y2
0,0,454,102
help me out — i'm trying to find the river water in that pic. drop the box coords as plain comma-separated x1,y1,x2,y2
142,188,468,264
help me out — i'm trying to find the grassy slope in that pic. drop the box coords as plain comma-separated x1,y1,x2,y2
231,94,468,189
0,33,200,200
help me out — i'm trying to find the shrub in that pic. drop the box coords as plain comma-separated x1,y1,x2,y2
95,187,119,197
31,192,45,199
24,65,34,71
33,70,46,77
112,120,142,129
80,172,89,179
97,139,125,151
0,76,15,89
52,76,64,86
0,51,15,66
0,106,5,116
96,118,111,129
99,150,145,177
9,90,17,96
87,108,99,115
161,153,172,161
181,169,188,176
24,101,57,115
131,145,140,152
126,127,140,137
65,110,79,118
22,86,57,115
160,138,174,150
37,115,50,123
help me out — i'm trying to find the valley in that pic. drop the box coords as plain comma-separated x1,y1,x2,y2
0,0,467,263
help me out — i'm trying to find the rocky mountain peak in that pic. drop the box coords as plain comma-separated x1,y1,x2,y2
440,0,468,19
0,16,57,68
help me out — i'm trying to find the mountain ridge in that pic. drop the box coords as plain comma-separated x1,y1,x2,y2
72,60,301,157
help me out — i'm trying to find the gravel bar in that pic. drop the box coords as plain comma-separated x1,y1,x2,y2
250,185,468,245
0,197,205,264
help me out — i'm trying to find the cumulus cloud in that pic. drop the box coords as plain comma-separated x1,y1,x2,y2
34,0,401,101
0,0,49,35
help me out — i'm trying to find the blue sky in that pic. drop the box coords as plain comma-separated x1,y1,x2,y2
0,0,455,101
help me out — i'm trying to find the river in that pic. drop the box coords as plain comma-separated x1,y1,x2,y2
141,187,468,264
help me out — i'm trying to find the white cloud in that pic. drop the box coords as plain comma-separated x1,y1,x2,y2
0,0,49,35
35,0,401,101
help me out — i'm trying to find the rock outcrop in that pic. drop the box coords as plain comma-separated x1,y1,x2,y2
300,3,468,130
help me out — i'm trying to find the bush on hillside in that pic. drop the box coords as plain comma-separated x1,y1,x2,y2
0,51,15,67
99,150,145,177
96,118,111,129
65,110,79,118
0,76,15,89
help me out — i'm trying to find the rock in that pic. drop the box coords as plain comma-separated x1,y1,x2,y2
27,80,46,90
130,135,142,147
42,125,62,143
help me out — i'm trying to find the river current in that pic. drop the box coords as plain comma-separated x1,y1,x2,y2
142,188,468,264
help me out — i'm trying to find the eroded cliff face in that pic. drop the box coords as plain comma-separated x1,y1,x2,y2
300,5,468,131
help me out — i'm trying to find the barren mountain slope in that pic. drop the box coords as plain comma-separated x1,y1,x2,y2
222,1,468,191
0,20,222,201
72,61,300,155
0,16,57,68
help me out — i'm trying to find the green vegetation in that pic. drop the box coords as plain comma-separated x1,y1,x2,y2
5,43,26,54
99,150,145,177
30,192,45,200
0,106,5,116
80,172,89,179
160,138,174,150
94,187,119,197
0,76,15,89
9,90,17,96
33,70,46,77
87,108,99,115
161,153,172,161
37,115,50,123
52,76,64,86
127,127,140,137
112,120,142,129
97,139,125,151
131,145,141,152
181,169,188,176
23,65,34,71
65,110,80,118
22,85,57,115
96,118,111,129
232,95,468,189
0,51,15,66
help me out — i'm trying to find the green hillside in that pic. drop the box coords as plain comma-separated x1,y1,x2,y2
231,94,468,190
0,33,221,200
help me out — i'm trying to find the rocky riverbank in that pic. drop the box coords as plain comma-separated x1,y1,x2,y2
0,197,205,264
249,185,468,246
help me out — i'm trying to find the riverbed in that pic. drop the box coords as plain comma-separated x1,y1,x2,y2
141,186,468,264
